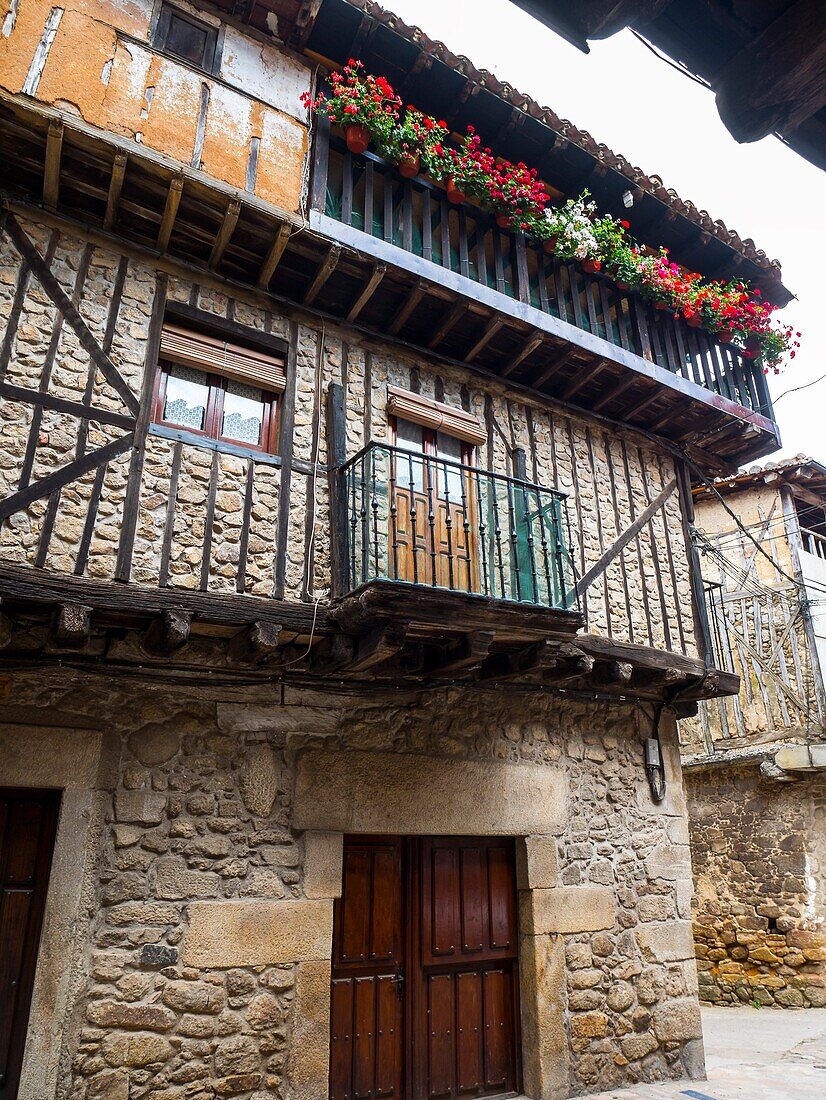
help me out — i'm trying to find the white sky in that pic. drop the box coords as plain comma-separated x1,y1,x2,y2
387,0,825,467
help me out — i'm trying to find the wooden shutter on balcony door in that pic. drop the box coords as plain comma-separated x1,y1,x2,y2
159,323,287,392
387,386,486,446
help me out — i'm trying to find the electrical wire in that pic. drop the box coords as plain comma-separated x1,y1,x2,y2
771,371,826,407
630,31,712,91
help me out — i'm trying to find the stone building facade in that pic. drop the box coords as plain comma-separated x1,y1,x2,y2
682,460,826,1009
0,0,792,1098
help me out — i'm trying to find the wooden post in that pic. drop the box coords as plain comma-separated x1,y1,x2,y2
326,382,349,598
308,107,331,213
675,458,713,665
779,484,826,726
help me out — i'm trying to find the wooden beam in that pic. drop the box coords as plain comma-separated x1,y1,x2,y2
303,243,341,305
428,302,468,350
143,609,193,656
208,197,241,269
592,659,634,687
0,600,11,650
291,0,323,47
465,317,505,363
423,630,494,676
715,0,826,143
575,479,678,598
346,261,386,322
531,347,575,388
501,333,544,377
0,382,135,430
480,639,560,681
591,373,637,413
257,222,291,288
51,601,91,647
543,651,595,684
3,215,140,416
228,620,282,663
103,152,127,230
561,358,606,401
349,623,408,672
388,280,427,335
156,174,184,254
43,119,63,210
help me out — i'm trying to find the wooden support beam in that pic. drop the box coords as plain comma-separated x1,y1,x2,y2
43,119,63,210
349,623,408,672
561,358,606,401
228,620,282,663
303,244,341,305
389,280,427,335
715,0,826,143
543,652,595,684
257,222,291,288
465,317,504,363
424,630,494,676
501,333,544,378
480,639,560,681
531,347,575,388
157,174,184,254
575,479,678,598
208,198,241,269
428,302,468,350
591,373,637,413
0,599,13,649
143,609,192,656
592,659,634,687
104,153,127,230
347,262,386,322
51,601,91,647
291,0,323,47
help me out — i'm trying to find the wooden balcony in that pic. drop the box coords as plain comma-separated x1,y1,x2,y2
0,91,779,472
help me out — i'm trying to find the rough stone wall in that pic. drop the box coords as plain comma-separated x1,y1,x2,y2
0,215,698,655
0,0,311,212
2,670,705,1100
686,764,826,1008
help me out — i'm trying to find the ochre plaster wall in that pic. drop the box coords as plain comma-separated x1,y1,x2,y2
0,0,310,211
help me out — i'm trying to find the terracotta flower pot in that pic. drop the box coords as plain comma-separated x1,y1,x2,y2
654,300,670,312
397,154,421,179
582,258,601,274
717,330,733,344
445,177,466,205
496,213,511,230
543,235,558,255
685,314,703,328
615,281,630,292
344,124,370,154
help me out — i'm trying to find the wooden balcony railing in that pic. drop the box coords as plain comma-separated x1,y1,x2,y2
321,135,772,420
802,527,826,560
341,442,579,611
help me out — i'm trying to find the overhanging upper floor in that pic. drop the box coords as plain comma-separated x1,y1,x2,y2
0,92,781,473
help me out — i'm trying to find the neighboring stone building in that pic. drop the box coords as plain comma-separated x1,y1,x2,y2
681,458,826,1009
0,1,794,1098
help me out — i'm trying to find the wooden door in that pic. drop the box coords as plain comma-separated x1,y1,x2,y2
0,789,60,1100
392,420,478,593
330,837,520,1100
330,837,406,1100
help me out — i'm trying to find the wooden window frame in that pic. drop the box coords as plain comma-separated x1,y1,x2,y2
152,2,219,74
390,416,476,469
151,358,280,456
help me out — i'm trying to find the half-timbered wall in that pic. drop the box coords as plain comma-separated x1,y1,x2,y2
681,485,823,755
0,214,698,655
0,0,311,212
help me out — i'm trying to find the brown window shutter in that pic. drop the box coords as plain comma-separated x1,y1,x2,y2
159,323,287,392
386,385,486,446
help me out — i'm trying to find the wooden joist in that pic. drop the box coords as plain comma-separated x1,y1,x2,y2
428,302,468,350
228,620,283,664
346,261,386,321
157,174,184,254
423,630,494,676
104,152,127,230
51,601,91,647
388,280,427,335
501,333,544,377
304,243,341,305
257,222,291,288
143,609,192,657
43,119,63,210
349,623,407,672
208,198,241,269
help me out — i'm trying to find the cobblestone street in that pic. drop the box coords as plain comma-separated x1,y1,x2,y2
585,1007,826,1100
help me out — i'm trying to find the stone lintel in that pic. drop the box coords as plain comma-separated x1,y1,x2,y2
293,749,566,835
520,885,616,937
636,920,696,964
184,899,333,967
